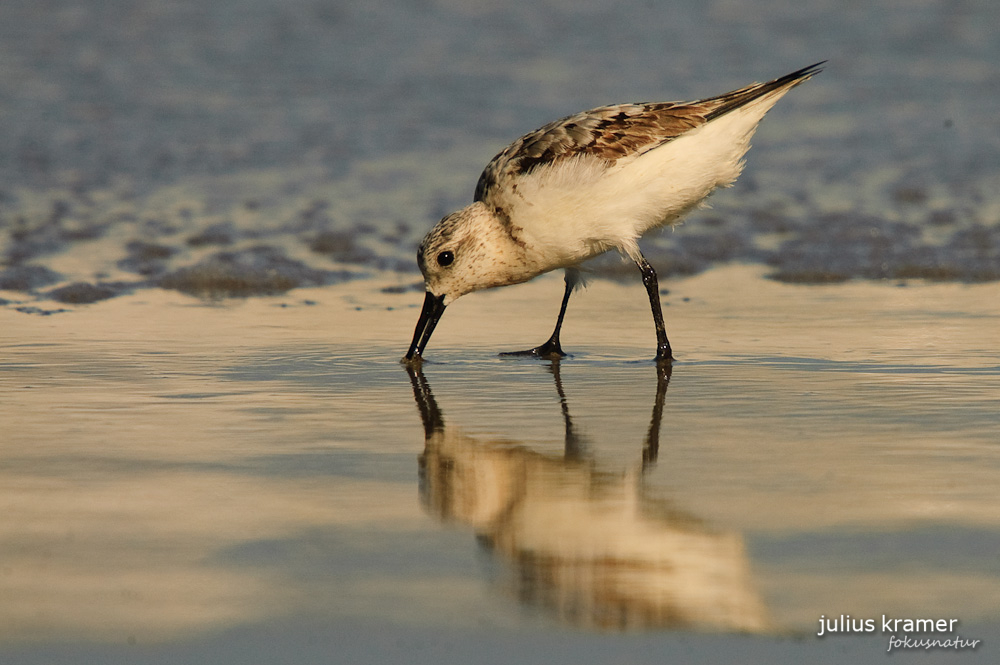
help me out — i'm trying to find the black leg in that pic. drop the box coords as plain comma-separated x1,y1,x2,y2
501,268,578,359
634,253,674,361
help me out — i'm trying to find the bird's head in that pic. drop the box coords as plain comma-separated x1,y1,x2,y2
403,202,534,363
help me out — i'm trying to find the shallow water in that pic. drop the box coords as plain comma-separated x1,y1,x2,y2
2,267,999,663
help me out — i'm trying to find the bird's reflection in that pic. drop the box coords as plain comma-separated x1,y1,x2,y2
407,362,769,633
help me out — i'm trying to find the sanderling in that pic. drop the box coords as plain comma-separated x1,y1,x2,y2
404,62,823,364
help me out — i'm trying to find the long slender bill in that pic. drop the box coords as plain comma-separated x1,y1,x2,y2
403,291,447,364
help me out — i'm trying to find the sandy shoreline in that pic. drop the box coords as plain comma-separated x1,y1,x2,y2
3,266,998,651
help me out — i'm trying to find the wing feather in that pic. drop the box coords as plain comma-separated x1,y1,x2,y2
473,102,709,204
473,62,825,207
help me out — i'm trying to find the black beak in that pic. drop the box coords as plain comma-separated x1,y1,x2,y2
403,291,447,363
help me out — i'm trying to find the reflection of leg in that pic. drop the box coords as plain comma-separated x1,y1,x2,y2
634,253,674,361
405,365,443,436
642,362,672,470
548,359,586,459
501,268,579,359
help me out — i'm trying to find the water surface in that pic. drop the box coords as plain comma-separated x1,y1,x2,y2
3,269,998,663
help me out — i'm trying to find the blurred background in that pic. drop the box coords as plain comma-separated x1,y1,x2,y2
1,0,998,306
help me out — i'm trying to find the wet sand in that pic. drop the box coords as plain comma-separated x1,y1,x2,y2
2,266,998,663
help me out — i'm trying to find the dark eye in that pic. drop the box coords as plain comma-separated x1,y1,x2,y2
436,250,454,267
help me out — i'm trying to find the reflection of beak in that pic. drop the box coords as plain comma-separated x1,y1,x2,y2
404,292,447,363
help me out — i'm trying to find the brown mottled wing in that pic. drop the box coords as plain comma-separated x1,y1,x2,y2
473,61,824,205
473,102,710,204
